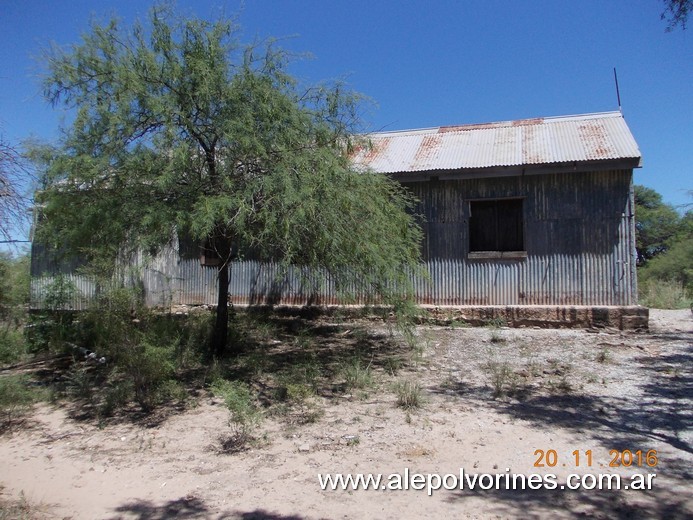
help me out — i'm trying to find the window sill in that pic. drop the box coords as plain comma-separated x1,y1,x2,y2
468,251,528,260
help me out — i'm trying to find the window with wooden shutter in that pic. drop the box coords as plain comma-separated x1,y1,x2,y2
469,199,524,252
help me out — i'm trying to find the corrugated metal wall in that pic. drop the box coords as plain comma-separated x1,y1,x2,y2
31,169,637,309
407,169,636,305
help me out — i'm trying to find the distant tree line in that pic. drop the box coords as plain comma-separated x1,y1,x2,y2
634,185,692,299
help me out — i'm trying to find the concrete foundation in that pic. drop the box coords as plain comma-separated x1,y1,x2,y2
418,305,649,330
213,303,649,331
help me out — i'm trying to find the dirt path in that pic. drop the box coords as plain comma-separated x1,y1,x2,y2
1,309,691,519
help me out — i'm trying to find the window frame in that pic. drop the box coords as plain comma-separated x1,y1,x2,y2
467,197,527,259
199,238,221,267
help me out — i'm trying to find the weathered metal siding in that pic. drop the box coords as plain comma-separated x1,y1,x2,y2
30,169,637,308
406,169,636,305
31,243,93,310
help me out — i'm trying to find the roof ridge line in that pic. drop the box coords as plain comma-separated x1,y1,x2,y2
365,111,624,137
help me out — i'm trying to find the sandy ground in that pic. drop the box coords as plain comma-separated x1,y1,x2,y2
1,309,691,519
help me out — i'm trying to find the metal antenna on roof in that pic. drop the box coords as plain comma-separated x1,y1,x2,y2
613,68,622,112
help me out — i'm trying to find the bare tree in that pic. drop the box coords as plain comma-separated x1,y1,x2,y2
661,0,691,30
0,136,32,244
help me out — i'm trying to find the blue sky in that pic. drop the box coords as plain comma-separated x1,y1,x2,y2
1,0,691,244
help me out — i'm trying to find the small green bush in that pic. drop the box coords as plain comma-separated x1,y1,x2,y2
638,278,691,309
342,356,373,391
156,379,189,406
394,379,424,410
100,380,133,416
75,286,185,412
0,375,38,427
450,319,470,329
596,348,612,364
25,313,75,354
276,382,313,402
389,298,421,350
486,316,508,328
486,361,516,398
489,329,506,344
44,275,77,311
383,356,403,376
0,327,28,365
121,341,175,411
275,359,319,402
212,379,262,443
65,366,97,402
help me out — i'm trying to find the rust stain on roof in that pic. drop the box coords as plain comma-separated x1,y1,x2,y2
351,112,640,173
438,117,545,133
363,137,391,162
578,123,613,159
413,134,442,166
522,123,544,164
439,122,500,133
512,117,544,127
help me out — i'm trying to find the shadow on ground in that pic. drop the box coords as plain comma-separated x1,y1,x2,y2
494,340,693,461
108,496,305,520
448,484,691,520
441,330,692,519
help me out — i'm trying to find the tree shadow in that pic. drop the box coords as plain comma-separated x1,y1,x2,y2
109,496,211,519
220,313,406,401
436,329,692,517
108,496,306,520
493,341,693,464
227,510,305,520
448,484,691,519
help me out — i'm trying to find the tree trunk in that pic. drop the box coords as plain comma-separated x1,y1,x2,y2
212,261,229,357
211,235,232,357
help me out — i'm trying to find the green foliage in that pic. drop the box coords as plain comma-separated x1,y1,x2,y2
489,329,506,344
596,348,612,364
387,297,422,351
394,379,424,410
24,275,80,356
100,381,133,416
0,328,28,365
0,375,39,427
450,319,470,329
0,255,31,364
154,379,189,406
634,186,692,305
486,361,518,399
485,316,507,328
275,355,320,401
341,356,374,391
120,340,176,411
78,286,206,411
0,254,30,315
383,356,403,376
28,284,212,413
639,278,691,309
634,185,683,265
212,378,262,442
33,3,422,355
43,274,76,311
639,231,693,297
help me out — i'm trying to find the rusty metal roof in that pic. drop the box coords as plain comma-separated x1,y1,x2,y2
351,111,641,174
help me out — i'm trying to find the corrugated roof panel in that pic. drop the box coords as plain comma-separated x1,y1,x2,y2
352,111,641,174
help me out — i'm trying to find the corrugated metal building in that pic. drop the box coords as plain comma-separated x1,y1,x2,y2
31,111,642,309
